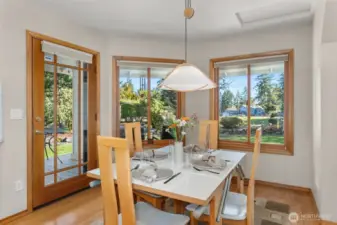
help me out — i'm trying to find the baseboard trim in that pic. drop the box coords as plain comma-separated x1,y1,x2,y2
236,178,311,193
0,210,29,224
255,180,311,193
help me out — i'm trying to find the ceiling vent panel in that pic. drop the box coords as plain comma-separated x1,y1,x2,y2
236,1,312,26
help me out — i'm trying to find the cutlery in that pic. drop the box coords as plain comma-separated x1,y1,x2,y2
164,172,181,184
131,164,140,171
193,166,220,174
132,158,155,163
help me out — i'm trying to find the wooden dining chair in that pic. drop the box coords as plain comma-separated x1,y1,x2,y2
123,122,167,210
198,120,218,149
186,128,262,225
97,136,190,225
123,122,143,156
198,119,245,193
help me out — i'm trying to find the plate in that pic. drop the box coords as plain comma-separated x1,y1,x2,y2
132,167,174,181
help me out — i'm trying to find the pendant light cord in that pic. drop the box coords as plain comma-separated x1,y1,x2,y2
184,0,191,62
185,17,187,62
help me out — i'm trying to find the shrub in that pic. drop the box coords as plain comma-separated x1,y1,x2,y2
220,117,243,129
270,112,278,118
268,118,278,125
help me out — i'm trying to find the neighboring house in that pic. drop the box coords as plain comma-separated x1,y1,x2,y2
222,107,239,116
239,105,266,116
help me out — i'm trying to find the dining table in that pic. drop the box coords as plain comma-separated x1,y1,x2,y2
87,146,246,225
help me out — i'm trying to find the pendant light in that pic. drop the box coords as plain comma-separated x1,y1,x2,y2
159,0,216,92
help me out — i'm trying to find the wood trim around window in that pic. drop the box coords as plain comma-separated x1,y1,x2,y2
112,56,185,147
209,49,294,155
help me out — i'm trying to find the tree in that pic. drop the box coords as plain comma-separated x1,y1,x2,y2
219,75,232,90
220,90,234,112
254,74,277,114
157,79,176,113
277,74,284,112
57,88,73,129
233,90,242,110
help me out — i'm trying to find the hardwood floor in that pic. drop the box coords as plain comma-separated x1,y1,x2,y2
7,183,319,225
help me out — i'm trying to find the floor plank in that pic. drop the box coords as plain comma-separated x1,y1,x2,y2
8,183,319,225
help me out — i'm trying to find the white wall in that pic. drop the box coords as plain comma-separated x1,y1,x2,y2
312,0,326,214
0,0,108,219
186,23,314,189
320,41,337,222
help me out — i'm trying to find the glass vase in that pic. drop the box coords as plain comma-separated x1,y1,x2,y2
173,141,184,166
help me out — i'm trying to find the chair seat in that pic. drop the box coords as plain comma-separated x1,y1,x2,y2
135,190,164,198
119,202,189,225
186,192,247,221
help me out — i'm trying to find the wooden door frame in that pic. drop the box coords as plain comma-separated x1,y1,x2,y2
26,30,100,212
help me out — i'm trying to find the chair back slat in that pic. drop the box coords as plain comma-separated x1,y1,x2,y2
123,122,143,156
247,128,262,225
198,120,218,149
97,136,136,225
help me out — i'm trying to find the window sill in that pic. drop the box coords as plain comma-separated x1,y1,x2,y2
218,141,293,156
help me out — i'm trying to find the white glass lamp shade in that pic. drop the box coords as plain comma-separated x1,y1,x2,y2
159,63,217,92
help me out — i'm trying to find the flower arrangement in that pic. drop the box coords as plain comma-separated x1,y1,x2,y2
165,113,198,142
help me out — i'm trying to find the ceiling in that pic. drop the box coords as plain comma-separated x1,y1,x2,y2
37,0,315,39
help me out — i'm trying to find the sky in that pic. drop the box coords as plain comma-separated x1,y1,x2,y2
220,73,283,98
120,72,284,99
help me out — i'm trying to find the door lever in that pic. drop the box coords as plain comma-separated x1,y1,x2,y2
35,130,44,135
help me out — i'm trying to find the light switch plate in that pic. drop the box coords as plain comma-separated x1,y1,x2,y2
10,109,24,120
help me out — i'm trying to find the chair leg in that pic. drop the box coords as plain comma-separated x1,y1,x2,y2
190,213,198,225
239,179,244,194
136,196,142,202
174,199,185,214
153,199,164,210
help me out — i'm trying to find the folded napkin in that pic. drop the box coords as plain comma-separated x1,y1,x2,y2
140,168,158,183
192,153,227,170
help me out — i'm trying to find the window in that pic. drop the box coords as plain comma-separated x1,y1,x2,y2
113,57,185,146
210,50,294,155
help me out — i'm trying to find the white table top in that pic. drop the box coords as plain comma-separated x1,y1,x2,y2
87,148,246,205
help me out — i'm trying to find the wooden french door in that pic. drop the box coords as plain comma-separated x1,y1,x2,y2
31,37,98,208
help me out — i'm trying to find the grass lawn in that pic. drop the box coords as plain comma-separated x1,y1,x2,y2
45,143,73,159
219,134,284,144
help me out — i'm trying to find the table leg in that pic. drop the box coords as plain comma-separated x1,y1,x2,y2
209,181,226,225
173,199,185,214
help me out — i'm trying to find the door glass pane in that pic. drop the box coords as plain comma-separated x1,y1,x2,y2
44,64,55,174
219,66,248,142
44,53,54,62
119,67,148,140
150,67,176,140
250,62,285,144
81,69,89,174
45,175,54,186
56,67,78,170
57,168,79,182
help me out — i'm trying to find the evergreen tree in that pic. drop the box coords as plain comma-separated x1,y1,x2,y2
254,74,277,114
220,90,234,112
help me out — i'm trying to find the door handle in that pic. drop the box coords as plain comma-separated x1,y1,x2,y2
35,130,44,135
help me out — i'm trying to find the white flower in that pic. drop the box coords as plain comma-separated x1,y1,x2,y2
165,128,169,132
181,131,186,136
179,120,187,127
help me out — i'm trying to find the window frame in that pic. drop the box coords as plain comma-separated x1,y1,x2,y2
209,49,294,155
112,56,186,147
